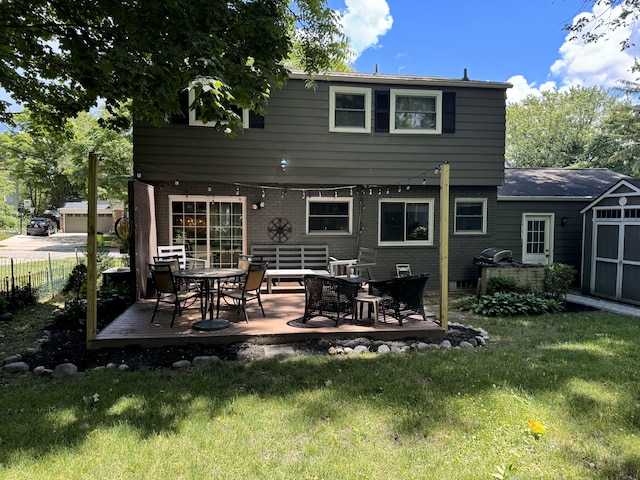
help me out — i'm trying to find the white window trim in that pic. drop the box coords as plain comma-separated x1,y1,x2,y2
188,89,249,128
378,198,435,246
306,197,353,235
329,86,371,133
454,198,487,234
390,89,442,134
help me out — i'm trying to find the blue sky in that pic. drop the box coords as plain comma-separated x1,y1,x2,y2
329,0,640,102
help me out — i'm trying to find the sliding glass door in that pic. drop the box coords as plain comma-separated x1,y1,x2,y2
169,195,246,268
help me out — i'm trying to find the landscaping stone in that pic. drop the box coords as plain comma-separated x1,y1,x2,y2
52,363,78,378
192,355,220,367
3,361,30,374
172,359,191,369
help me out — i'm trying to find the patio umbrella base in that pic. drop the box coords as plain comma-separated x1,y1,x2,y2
192,319,230,331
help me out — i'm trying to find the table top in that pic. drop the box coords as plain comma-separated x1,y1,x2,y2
173,267,245,280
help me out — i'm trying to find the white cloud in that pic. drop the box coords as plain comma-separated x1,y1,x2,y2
337,0,393,57
508,3,637,103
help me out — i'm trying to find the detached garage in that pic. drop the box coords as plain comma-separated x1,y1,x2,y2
59,200,114,234
581,179,640,305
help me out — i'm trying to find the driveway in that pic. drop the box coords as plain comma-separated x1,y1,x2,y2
0,233,89,260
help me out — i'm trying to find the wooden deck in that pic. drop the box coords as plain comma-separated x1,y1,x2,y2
93,290,446,349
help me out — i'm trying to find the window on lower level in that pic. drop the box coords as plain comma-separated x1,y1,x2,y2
378,199,434,246
329,86,371,133
390,89,442,134
306,198,353,234
454,198,487,234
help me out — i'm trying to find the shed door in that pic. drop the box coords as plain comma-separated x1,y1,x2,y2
522,214,554,265
592,222,640,304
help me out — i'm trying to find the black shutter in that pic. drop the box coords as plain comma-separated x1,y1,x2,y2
442,92,456,133
375,90,390,132
171,90,189,124
249,111,265,129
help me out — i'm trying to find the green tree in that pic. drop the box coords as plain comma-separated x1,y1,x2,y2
0,108,132,212
590,99,640,175
0,0,347,134
506,86,617,167
566,1,640,52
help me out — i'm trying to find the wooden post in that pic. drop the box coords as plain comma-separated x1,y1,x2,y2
439,162,450,332
86,153,98,349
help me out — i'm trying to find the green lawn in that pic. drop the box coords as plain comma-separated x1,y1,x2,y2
1,310,639,479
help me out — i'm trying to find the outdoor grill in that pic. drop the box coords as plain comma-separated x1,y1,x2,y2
472,248,514,267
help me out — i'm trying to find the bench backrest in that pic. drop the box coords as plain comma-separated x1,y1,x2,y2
250,244,329,270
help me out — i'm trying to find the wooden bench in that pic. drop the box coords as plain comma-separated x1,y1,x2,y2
250,244,330,293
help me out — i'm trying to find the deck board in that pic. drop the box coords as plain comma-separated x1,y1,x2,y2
93,291,445,349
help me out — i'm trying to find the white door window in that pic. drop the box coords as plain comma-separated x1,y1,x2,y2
522,214,554,265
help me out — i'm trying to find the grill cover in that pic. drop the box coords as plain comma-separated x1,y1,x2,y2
473,248,513,266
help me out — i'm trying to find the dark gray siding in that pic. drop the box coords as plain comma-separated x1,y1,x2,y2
495,200,588,273
134,79,507,187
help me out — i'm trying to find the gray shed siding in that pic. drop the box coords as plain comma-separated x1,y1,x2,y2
133,78,507,187
580,180,640,303
495,200,587,272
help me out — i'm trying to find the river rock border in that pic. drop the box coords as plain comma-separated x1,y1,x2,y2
2,322,489,377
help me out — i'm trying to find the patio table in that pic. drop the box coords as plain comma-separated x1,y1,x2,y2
173,267,246,331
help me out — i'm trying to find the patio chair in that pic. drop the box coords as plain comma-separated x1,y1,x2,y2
302,274,360,326
345,247,377,281
368,273,430,326
148,263,201,327
396,263,412,277
216,261,269,323
157,245,207,270
221,253,264,290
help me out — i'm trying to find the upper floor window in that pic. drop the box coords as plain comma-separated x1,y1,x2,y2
378,199,434,246
454,198,487,234
390,89,442,134
306,198,353,234
188,89,249,128
329,86,371,133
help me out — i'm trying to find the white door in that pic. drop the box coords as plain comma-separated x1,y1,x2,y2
522,213,554,265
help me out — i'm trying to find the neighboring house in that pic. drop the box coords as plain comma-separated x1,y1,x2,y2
58,200,115,233
496,168,630,275
580,178,640,305
131,70,512,297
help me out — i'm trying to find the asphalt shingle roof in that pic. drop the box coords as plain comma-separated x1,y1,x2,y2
498,168,632,199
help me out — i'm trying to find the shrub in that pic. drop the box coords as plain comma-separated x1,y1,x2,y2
62,264,88,299
544,263,576,301
457,292,563,317
486,276,531,295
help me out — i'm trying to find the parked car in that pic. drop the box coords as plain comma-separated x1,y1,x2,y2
26,217,58,236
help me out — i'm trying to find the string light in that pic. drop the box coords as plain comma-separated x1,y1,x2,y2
378,188,382,196
350,188,353,196
236,186,240,195
369,188,372,195
302,190,306,199
261,188,265,198
174,179,180,186
207,183,212,192
398,185,401,193
334,191,338,198
422,178,426,185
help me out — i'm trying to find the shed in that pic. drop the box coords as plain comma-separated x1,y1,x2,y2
580,178,640,305
58,200,114,234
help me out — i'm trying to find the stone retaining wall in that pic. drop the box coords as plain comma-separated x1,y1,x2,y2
477,264,545,296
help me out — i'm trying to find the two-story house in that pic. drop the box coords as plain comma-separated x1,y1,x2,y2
131,70,511,298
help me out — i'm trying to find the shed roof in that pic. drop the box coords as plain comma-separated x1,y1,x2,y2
498,168,631,200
